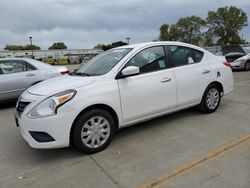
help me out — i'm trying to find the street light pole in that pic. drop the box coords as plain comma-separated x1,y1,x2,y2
125,37,131,44
29,36,34,58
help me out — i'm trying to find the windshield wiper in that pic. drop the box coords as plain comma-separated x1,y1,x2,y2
77,72,90,76
71,71,90,76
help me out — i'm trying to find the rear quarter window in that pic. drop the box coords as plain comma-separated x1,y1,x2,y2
192,49,204,63
169,45,204,67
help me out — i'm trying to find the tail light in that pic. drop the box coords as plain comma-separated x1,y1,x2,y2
223,62,232,69
60,70,70,75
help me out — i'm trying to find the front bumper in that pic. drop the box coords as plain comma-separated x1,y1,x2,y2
16,91,78,149
17,111,75,148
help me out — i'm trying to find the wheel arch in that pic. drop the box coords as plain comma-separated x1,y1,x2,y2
70,103,119,146
208,81,224,94
199,81,224,104
198,81,223,113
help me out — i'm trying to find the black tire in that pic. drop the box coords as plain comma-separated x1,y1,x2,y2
245,61,250,71
72,109,116,154
198,84,221,114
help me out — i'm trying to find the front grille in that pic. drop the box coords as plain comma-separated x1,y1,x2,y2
16,101,31,115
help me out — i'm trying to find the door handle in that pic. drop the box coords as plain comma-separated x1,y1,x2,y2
161,77,171,83
26,73,35,77
202,70,210,74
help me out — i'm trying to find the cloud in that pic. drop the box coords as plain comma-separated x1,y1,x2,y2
0,27,158,49
0,0,249,49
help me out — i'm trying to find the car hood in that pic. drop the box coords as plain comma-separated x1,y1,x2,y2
222,44,245,55
27,75,96,96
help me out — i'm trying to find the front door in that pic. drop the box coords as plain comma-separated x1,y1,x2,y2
117,46,177,124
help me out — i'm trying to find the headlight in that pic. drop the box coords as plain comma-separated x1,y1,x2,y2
235,59,245,63
27,90,76,119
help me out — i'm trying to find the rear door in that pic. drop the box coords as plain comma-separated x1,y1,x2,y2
0,60,39,100
167,45,211,107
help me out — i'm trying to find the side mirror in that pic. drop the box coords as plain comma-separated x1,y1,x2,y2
121,66,140,77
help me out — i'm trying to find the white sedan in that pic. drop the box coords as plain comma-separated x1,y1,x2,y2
15,42,233,154
0,58,69,102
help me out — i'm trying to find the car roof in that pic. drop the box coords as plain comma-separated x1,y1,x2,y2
115,41,207,52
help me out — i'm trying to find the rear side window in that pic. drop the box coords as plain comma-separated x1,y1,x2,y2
169,45,204,67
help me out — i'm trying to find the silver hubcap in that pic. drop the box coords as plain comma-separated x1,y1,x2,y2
206,88,219,110
81,116,110,148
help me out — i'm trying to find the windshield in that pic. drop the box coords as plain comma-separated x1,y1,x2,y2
73,48,132,76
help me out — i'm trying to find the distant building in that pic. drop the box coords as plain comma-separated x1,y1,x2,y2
0,49,103,64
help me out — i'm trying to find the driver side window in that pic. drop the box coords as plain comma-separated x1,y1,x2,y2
125,46,167,74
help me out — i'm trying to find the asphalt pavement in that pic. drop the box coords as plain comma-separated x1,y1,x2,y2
0,67,249,188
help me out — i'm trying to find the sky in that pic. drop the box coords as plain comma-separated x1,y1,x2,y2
0,0,250,50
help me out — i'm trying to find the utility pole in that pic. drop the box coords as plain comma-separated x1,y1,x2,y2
29,36,34,58
125,37,131,44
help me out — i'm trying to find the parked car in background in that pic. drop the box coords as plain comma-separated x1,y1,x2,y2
216,44,250,70
224,52,245,63
230,53,250,70
0,58,69,102
15,42,233,154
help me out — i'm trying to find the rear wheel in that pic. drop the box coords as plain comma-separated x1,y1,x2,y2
198,84,221,113
245,61,250,71
72,109,116,154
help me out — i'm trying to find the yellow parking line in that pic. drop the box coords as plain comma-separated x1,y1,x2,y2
139,134,250,188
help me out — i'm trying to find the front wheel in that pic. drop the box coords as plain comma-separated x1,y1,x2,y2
72,109,116,154
198,84,221,113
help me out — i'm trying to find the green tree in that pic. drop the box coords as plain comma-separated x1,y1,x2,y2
109,41,127,48
174,16,206,45
160,16,205,44
23,44,41,50
48,42,67,50
94,44,105,50
4,45,24,51
197,30,216,46
159,24,170,41
94,41,127,51
168,24,180,41
4,44,40,50
206,6,248,45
